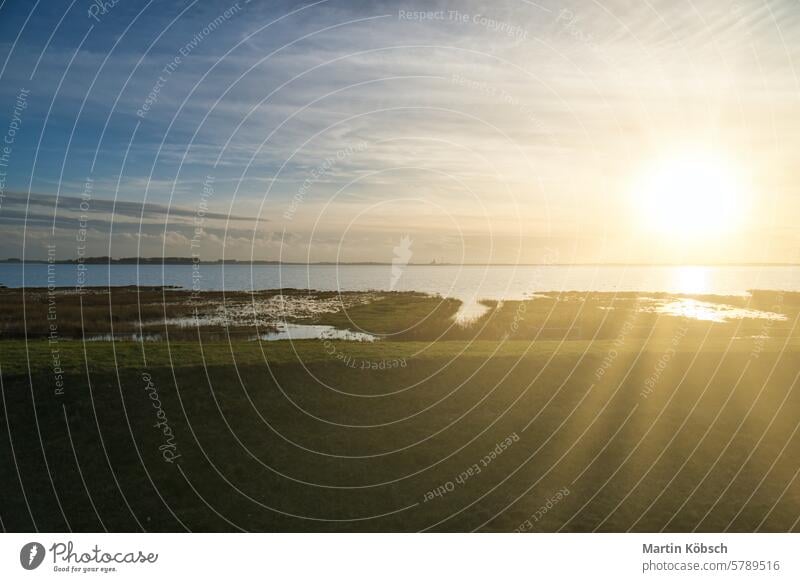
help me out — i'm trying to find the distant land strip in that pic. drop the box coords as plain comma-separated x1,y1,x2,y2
2,257,800,267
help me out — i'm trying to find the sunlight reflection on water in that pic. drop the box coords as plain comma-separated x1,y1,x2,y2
453,300,491,325
646,298,787,323
674,266,710,295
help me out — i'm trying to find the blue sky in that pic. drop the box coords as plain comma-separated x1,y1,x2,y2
0,0,798,263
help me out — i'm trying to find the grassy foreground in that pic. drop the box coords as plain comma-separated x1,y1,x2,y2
1,289,799,531
0,288,800,531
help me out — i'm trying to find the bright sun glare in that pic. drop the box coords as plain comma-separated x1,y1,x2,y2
634,150,745,240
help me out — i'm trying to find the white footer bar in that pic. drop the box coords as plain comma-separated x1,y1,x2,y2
1,533,797,581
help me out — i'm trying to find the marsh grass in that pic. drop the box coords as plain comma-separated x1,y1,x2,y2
3,287,795,342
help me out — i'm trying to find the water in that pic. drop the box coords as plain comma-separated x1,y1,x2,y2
4,264,797,340
81,326,376,342
2,263,798,298
255,323,376,342
642,298,788,323
5,264,797,328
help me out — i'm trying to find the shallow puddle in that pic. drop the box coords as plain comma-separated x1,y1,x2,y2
642,298,787,323
86,333,163,342
255,323,377,342
453,298,491,325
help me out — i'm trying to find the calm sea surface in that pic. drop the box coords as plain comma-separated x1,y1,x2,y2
2,264,798,302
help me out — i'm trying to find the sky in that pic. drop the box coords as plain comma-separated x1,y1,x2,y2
0,0,798,264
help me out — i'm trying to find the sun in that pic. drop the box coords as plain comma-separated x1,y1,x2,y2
633,150,745,240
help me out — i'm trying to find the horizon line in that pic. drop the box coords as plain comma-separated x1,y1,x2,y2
2,258,800,267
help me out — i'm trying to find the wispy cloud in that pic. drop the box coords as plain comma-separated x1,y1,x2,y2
0,0,798,262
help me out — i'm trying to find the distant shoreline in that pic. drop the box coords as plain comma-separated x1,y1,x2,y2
2,258,799,267
0,257,800,267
